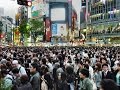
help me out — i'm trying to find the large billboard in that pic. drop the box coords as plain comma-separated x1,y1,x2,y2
51,8,66,21
49,2,68,22
31,0,46,18
51,23,67,36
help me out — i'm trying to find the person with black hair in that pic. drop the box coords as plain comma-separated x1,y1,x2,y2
100,79,119,90
18,75,32,90
12,68,20,80
65,65,75,90
94,63,102,90
40,65,53,90
41,58,47,66
102,64,114,80
75,61,84,90
84,59,94,80
79,68,93,90
11,68,21,90
46,56,53,73
12,60,27,77
30,62,40,90
114,63,120,89
56,72,70,90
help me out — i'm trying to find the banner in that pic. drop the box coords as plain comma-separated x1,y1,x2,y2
57,24,67,36
51,24,57,36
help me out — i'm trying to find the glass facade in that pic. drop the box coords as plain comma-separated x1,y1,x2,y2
87,0,120,44
90,0,120,24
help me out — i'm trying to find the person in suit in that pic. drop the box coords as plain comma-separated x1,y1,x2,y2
102,64,114,80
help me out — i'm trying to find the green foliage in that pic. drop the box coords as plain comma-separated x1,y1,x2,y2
29,18,44,32
29,18,44,42
18,18,44,43
19,19,30,36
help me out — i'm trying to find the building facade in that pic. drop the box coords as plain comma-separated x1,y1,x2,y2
87,0,120,44
0,16,13,43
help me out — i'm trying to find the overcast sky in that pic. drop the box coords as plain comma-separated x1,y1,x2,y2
0,0,81,22
0,0,19,20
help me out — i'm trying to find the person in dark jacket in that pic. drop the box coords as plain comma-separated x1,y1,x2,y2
113,63,120,89
40,65,53,90
18,75,32,90
56,72,70,90
102,64,114,80
30,62,40,90
100,79,119,90
66,65,75,90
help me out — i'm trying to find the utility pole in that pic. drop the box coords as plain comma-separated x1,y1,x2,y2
68,0,72,41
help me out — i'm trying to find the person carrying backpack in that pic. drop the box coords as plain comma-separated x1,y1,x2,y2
12,60,27,77
40,65,53,90
11,68,21,90
1,69,13,90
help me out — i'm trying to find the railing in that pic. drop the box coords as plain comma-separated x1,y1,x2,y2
87,31,120,37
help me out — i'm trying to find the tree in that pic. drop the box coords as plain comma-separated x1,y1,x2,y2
29,18,44,43
19,19,30,42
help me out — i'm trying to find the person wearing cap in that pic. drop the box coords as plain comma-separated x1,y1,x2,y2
0,59,7,65
79,68,93,90
12,60,27,76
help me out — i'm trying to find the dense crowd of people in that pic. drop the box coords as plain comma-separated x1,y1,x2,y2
0,46,120,90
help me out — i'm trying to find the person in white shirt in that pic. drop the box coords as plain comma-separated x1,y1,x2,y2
47,58,53,73
12,60,27,76
85,59,94,80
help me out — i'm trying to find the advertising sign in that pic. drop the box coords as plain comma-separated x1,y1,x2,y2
51,24,57,36
51,8,65,21
57,24,67,36
51,23,67,37
31,0,45,18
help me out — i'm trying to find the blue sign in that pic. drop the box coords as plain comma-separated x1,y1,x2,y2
51,38,54,44
51,24,57,36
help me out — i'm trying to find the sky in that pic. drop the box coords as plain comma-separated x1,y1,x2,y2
0,0,19,20
0,0,81,23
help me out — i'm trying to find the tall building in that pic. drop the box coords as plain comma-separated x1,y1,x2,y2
87,0,120,44
0,7,4,16
0,16,13,43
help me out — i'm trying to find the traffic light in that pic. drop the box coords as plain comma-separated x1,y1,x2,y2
17,0,32,6
0,21,3,26
82,0,86,6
